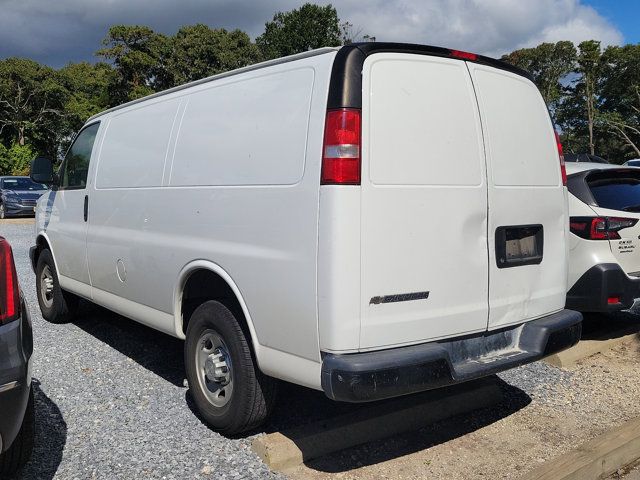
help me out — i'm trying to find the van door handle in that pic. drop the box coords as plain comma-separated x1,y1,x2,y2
84,195,88,222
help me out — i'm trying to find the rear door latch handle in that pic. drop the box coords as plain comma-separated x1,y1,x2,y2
83,195,88,222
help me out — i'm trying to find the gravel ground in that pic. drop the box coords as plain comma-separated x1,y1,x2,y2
2,218,638,479
1,220,282,480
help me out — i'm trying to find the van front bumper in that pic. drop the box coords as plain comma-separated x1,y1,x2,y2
321,309,582,402
566,263,640,313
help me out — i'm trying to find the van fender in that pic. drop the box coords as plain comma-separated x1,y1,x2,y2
34,232,59,273
173,260,322,389
173,259,261,349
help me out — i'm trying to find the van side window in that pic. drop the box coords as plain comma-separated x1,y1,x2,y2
59,122,100,190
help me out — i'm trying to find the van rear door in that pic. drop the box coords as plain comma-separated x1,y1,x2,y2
359,53,489,350
467,64,567,330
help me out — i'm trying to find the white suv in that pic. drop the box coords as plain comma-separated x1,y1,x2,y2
567,162,640,312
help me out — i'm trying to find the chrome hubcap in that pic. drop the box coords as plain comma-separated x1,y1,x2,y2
40,265,54,308
196,331,233,407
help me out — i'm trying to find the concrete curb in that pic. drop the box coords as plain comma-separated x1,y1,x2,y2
252,377,503,472
520,416,640,480
545,325,640,368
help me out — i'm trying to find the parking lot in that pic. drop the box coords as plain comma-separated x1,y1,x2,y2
3,218,640,479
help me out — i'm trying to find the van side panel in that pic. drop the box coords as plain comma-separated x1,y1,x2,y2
96,99,181,189
86,53,336,370
358,53,489,350
468,64,567,329
169,69,313,187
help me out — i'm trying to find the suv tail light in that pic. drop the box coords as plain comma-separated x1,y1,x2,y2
321,108,361,185
0,237,20,324
555,131,567,186
569,217,638,240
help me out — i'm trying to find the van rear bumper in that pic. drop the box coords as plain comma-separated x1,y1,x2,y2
321,309,582,402
566,263,640,313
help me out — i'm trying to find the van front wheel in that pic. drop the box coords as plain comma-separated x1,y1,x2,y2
35,249,79,323
184,301,277,435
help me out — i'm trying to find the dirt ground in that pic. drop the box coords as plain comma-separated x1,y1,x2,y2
287,329,640,480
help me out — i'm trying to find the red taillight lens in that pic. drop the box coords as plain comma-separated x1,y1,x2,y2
0,237,20,324
321,108,361,185
555,131,567,186
450,49,478,61
569,217,638,240
608,296,621,305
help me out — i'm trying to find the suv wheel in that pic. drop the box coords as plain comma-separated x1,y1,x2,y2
0,385,34,476
36,249,79,323
184,300,277,435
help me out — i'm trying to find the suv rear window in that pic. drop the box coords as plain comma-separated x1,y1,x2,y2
588,173,640,212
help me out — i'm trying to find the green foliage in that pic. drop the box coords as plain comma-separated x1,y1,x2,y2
168,25,262,84
501,41,576,109
97,25,171,103
0,57,67,156
256,3,341,60
0,142,8,175
0,142,35,175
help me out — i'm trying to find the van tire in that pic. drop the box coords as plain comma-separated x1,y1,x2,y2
184,300,277,435
0,385,35,477
36,249,79,323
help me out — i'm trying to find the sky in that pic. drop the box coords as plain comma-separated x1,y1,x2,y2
0,0,637,68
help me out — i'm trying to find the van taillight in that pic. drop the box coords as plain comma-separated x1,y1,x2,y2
0,237,19,324
321,108,361,185
569,217,638,240
555,131,567,186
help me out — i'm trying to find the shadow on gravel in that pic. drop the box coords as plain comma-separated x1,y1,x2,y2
580,311,640,341
303,377,531,473
72,302,185,387
15,380,66,480
69,299,533,472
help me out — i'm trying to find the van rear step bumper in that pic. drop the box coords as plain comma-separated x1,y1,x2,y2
566,263,640,313
321,309,582,402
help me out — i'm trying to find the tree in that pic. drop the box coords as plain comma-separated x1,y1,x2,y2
97,25,170,103
256,3,341,60
167,25,261,85
575,40,603,155
0,58,66,151
57,62,114,152
501,41,576,112
598,44,640,160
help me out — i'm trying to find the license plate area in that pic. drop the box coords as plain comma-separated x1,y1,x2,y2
495,224,543,269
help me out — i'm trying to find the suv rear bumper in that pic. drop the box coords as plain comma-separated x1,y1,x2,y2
321,309,582,402
566,263,640,313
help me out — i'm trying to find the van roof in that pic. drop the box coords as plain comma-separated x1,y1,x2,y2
88,46,340,122
88,42,532,122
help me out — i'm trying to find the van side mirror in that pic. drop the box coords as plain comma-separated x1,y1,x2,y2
30,156,56,186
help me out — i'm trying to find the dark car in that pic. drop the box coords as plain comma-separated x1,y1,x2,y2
564,153,609,164
0,237,34,476
0,176,48,219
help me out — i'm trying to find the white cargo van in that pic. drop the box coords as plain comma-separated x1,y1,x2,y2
30,43,582,434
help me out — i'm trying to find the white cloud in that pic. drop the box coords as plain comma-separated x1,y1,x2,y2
333,0,623,57
0,0,625,66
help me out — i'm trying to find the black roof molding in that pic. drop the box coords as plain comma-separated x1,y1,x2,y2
327,42,534,110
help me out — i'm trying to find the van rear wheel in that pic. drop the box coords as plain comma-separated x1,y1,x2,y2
36,249,79,323
184,300,277,435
